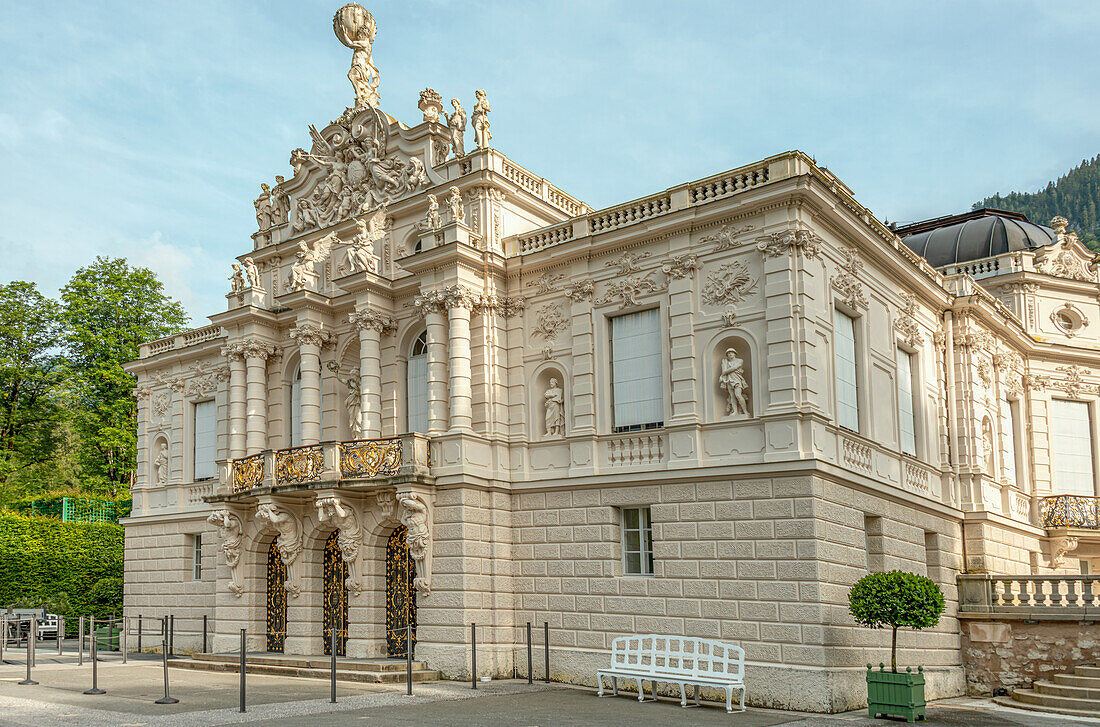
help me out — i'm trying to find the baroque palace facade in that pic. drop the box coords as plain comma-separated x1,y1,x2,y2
122,4,1100,713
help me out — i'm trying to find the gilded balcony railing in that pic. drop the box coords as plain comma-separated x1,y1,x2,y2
1040,495,1100,529
274,445,325,486
231,454,265,493
339,438,402,478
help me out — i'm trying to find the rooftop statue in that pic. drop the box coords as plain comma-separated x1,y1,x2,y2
333,4,380,109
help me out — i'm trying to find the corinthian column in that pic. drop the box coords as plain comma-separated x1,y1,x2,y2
349,308,395,439
221,343,247,458
415,291,449,434
289,323,331,445
445,286,476,433
243,340,276,454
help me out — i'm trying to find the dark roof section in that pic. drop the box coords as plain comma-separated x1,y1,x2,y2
896,209,1056,268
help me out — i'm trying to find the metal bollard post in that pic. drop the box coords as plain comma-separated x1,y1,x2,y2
84,619,105,695
0,614,5,663
405,625,413,696
58,616,64,655
155,618,178,704
19,619,37,685
78,616,84,666
544,622,550,683
137,615,142,653
202,615,208,654
122,617,128,664
29,615,35,668
169,615,174,656
239,628,246,713
471,623,477,690
330,627,337,704
527,622,533,685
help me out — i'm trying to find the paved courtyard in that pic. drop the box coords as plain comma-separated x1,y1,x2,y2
0,649,1096,726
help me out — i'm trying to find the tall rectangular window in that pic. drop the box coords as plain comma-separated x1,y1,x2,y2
193,400,216,481
1051,399,1095,495
610,309,663,431
621,507,653,576
1003,398,1020,487
897,349,917,456
407,349,428,434
191,534,202,581
834,310,859,432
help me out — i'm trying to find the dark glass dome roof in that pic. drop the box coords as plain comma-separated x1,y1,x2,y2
897,209,1055,268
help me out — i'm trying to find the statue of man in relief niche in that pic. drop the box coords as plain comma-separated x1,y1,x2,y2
445,98,466,158
472,90,491,149
719,348,749,416
544,378,564,437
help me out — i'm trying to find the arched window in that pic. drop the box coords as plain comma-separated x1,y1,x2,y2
407,332,428,433
290,368,302,446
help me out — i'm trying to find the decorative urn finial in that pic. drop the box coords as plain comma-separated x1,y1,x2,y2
333,4,380,109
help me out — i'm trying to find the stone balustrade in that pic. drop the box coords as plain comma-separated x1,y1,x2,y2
223,433,432,496
958,573,1100,614
1040,494,1100,529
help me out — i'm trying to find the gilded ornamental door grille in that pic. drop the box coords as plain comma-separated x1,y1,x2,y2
322,531,349,656
386,525,416,657
266,541,287,653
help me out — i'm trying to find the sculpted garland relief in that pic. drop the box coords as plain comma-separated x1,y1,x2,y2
894,293,923,347
831,247,867,309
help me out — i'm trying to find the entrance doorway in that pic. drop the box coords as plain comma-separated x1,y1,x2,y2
386,525,417,657
322,531,349,656
266,541,287,652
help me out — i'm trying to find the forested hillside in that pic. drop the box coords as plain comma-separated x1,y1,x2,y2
974,155,1100,249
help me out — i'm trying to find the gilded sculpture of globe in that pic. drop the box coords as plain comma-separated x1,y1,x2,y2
333,3,376,47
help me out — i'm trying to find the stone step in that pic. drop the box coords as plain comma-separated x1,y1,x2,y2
1008,687,1100,713
1035,679,1100,700
1052,673,1100,689
190,653,426,673
993,695,1100,718
170,657,440,684
1075,665,1100,678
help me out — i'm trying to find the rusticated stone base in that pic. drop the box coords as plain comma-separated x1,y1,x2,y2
961,618,1100,695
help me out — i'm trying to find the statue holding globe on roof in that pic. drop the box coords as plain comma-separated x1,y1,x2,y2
334,4,380,109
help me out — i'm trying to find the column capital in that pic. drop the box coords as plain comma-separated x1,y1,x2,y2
222,338,278,362
220,341,248,362
289,322,333,350
348,308,397,335
475,294,526,318
415,284,481,316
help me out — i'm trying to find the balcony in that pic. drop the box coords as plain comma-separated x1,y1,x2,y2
223,434,431,497
1040,495,1100,530
958,574,1100,616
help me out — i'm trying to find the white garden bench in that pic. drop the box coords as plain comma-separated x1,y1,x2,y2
596,634,747,713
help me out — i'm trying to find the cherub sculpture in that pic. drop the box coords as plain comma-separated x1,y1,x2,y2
288,233,335,291
228,263,246,294
340,207,386,275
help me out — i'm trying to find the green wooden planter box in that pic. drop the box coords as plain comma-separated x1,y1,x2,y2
866,664,926,722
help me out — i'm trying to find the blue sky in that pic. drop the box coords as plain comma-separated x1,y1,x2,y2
2,0,1098,324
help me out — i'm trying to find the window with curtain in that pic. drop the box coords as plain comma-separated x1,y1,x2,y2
834,309,859,432
1051,399,1095,495
1003,398,1019,487
621,507,653,576
290,369,302,446
897,349,917,456
407,332,429,434
193,400,216,480
610,309,663,432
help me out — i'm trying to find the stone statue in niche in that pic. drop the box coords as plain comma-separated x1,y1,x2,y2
228,263,246,294
445,98,466,158
981,419,995,474
447,186,464,224
472,90,491,149
153,442,168,485
544,378,564,437
422,194,442,231
397,493,432,595
343,368,363,438
243,257,261,289
719,348,749,416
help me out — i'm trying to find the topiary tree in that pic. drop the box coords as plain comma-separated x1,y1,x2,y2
849,570,945,673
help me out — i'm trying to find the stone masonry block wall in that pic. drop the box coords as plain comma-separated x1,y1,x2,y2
123,515,215,652
961,619,1100,694
508,474,966,712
